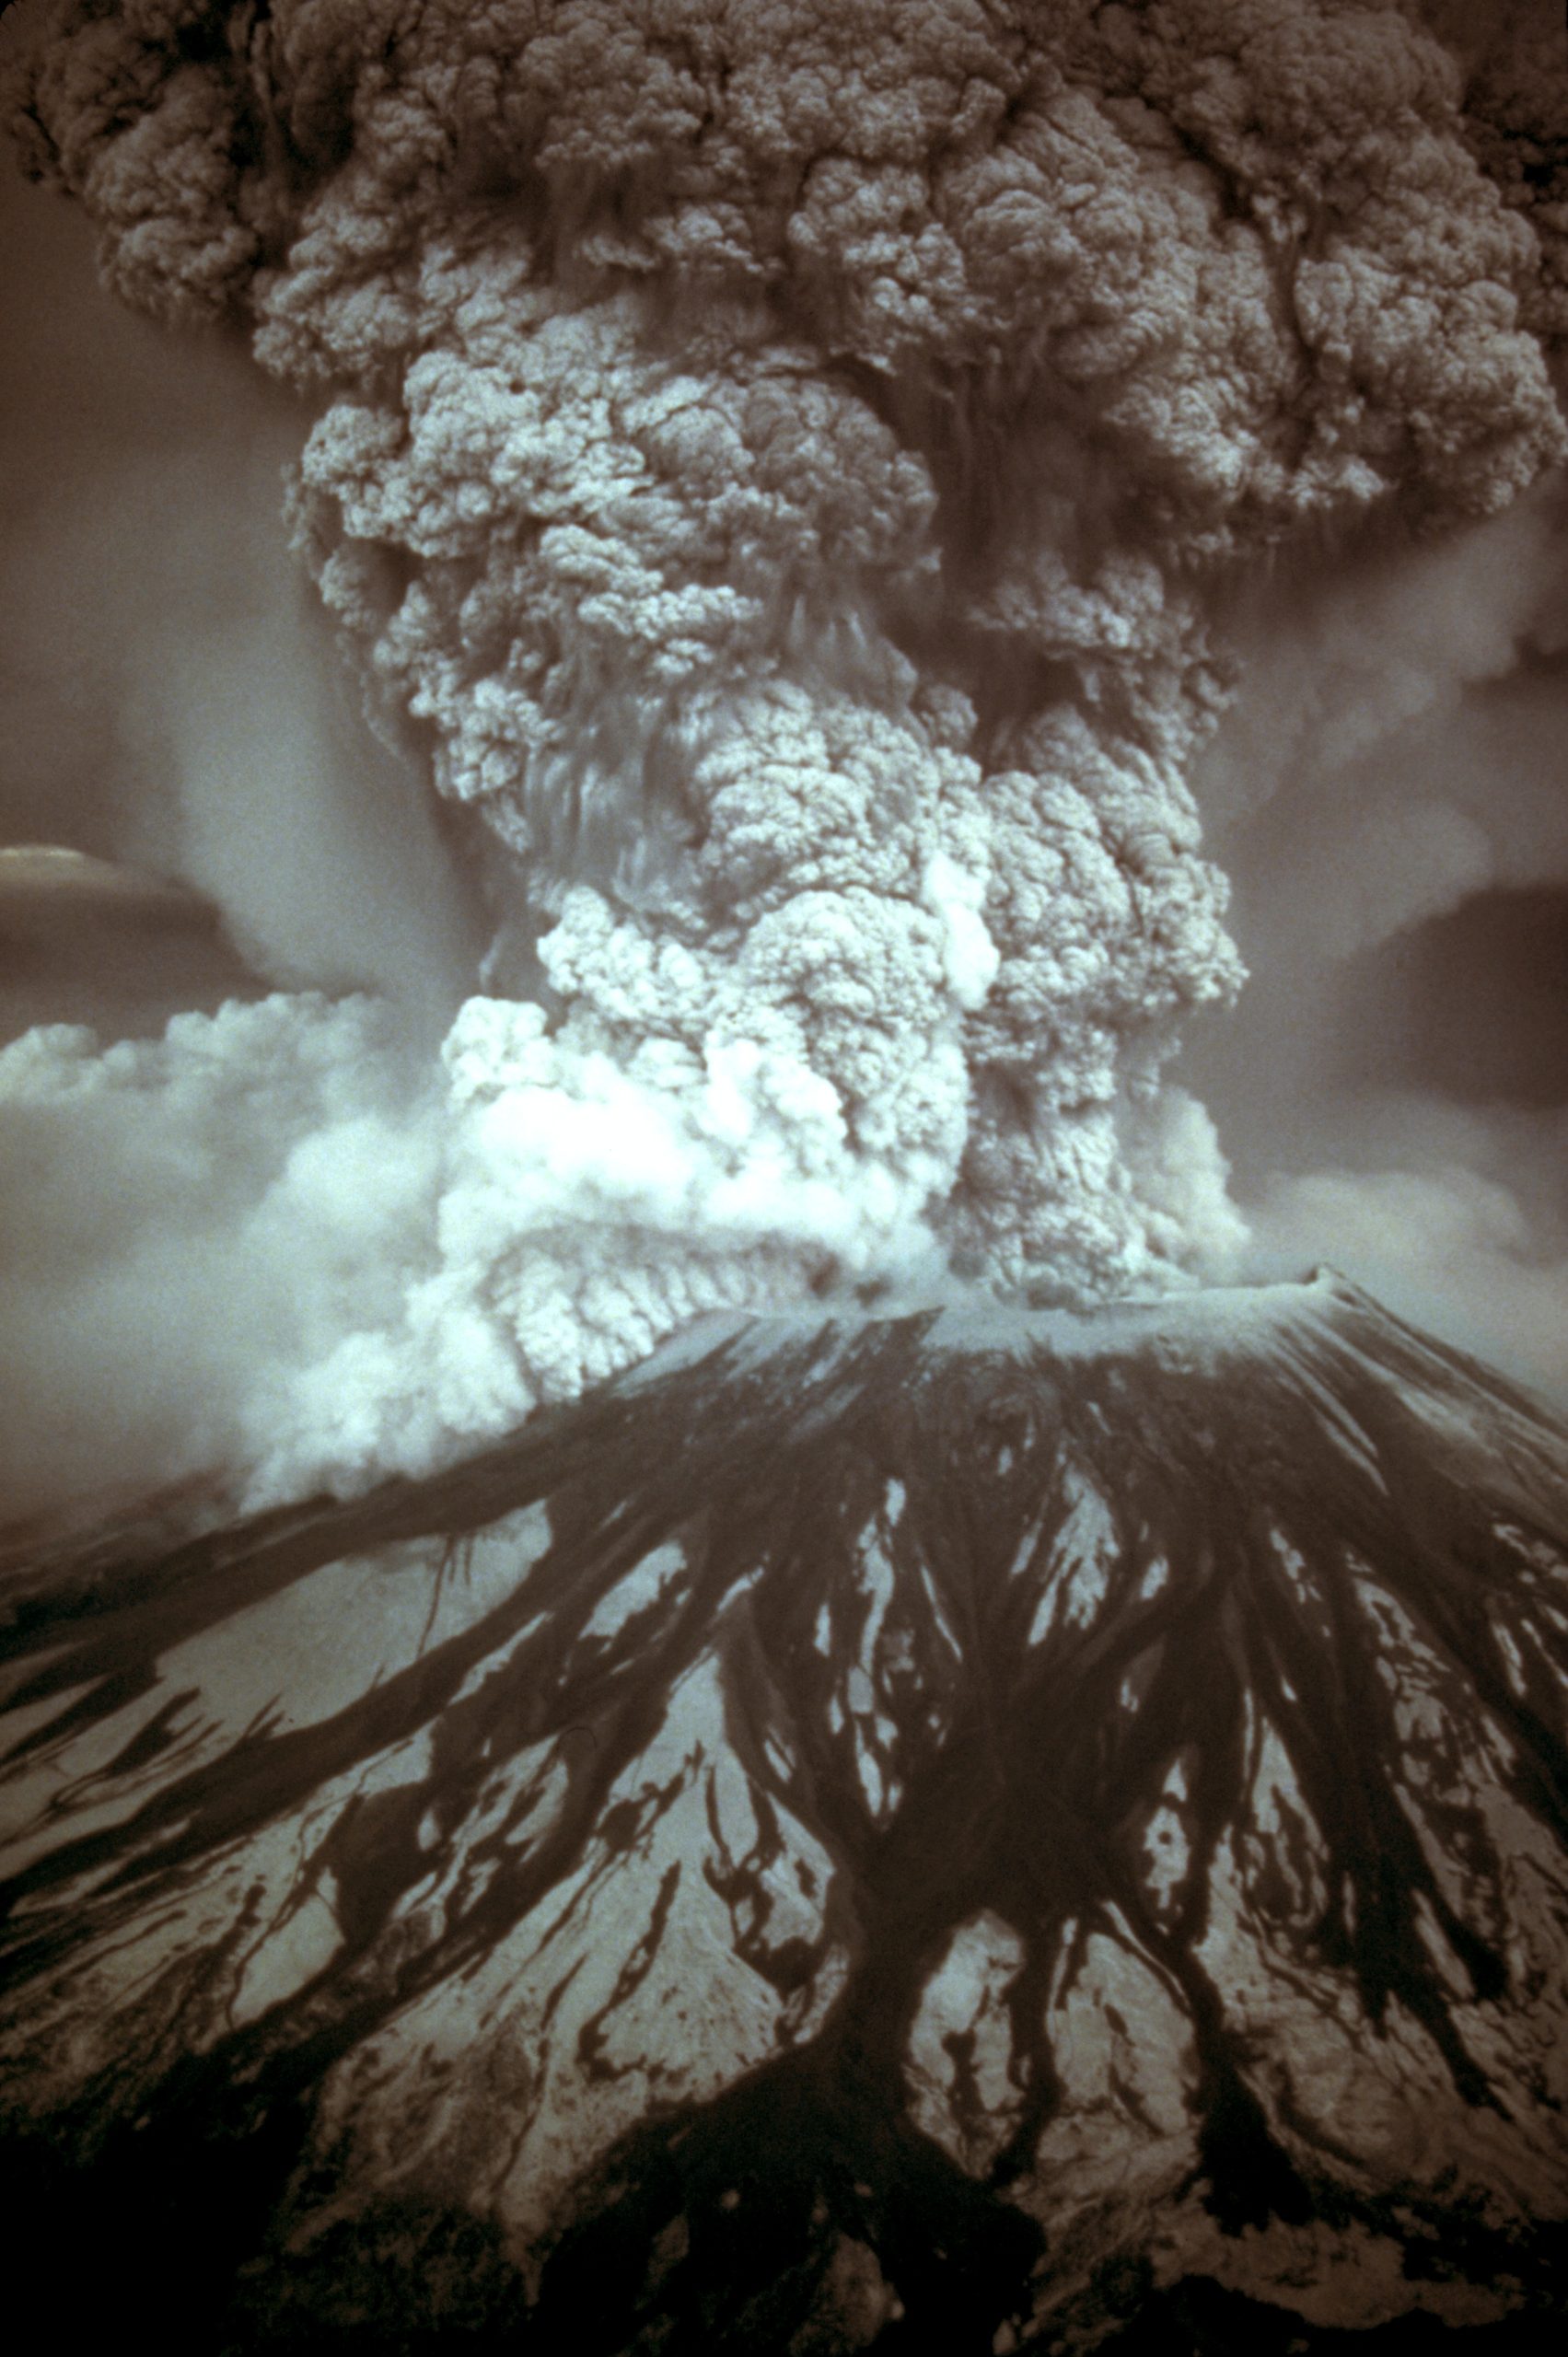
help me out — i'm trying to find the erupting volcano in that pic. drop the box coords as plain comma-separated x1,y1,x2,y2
4,2,1568,2346
3,1273,1566,2349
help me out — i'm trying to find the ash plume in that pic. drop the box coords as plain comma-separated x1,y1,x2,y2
3,0,1566,1504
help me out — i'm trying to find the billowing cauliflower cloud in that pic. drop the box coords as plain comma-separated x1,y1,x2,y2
4,0,1564,1495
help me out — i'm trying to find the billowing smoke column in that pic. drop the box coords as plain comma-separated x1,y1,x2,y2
4,0,1566,1500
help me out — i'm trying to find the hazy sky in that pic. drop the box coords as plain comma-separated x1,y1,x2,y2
1182,485,1568,1388
0,171,481,1018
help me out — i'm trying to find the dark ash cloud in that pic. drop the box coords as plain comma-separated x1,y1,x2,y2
2,0,1566,1508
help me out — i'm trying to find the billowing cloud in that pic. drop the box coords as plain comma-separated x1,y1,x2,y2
1195,484,1568,946
4,1,1565,1501
1249,1131,1568,1406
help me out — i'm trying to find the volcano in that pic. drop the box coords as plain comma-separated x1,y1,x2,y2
2,1271,1566,2352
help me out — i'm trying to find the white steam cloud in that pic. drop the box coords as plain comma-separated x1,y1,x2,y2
3,0,1567,1509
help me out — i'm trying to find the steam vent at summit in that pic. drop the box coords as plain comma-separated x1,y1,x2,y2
3,1276,1568,2351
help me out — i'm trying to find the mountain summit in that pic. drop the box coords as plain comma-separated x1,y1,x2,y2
2,1272,1566,2351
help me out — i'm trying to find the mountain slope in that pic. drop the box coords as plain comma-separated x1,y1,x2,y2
2,1271,1566,2351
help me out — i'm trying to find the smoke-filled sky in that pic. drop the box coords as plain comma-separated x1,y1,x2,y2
1,0,1566,1519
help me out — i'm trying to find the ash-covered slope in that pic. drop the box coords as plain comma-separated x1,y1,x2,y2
2,1272,1567,2351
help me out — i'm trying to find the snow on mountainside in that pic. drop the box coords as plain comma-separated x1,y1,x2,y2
1,1271,1566,2351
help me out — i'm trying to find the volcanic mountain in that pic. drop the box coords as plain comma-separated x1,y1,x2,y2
2,1271,1566,2353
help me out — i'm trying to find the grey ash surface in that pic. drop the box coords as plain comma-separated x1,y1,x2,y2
2,1275,1566,2352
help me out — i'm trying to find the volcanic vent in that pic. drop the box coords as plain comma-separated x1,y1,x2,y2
2,1271,1566,2350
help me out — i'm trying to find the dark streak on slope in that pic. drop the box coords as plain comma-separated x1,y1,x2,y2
0,1276,1566,2351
